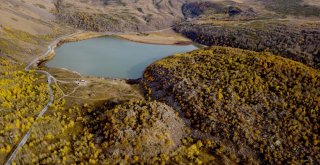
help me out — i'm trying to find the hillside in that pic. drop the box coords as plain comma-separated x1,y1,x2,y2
174,1,320,69
142,46,320,164
55,0,185,32
175,19,320,69
0,0,186,63
5,46,319,164
0,0,187,62
0,0,320,164
0,0,74,63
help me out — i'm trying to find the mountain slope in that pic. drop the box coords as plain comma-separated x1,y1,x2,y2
55,0,186,32
142,46,320,164
174,0,320,69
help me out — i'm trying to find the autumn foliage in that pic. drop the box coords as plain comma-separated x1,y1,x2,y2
142,46,320,164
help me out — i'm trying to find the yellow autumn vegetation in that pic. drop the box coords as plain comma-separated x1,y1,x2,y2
143,46,320,164
0,58,49,162
1,44,319,164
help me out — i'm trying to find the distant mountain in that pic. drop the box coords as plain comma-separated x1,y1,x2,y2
55,0,186,32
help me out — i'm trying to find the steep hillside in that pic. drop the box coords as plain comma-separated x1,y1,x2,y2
142,46,320,164
174,1,320,69
259,0,320,17
175,19,320,69
0,0,73,63
55,0,186,32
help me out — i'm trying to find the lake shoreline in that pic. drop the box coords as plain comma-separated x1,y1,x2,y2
37,29,194,69
118,29,193,46
45,34,197,79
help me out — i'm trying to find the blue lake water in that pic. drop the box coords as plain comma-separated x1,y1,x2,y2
47,36,197,79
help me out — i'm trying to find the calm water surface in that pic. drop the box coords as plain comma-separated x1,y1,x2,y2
47,37,197,79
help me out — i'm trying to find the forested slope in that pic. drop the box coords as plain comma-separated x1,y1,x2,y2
175,20,320,69
142,46,320,164
1,0,320,164
0,58,49,162
174,1,320,69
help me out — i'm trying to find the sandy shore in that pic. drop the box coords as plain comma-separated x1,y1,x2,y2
58,29,193,46
118,29,193,45
57,32,106,45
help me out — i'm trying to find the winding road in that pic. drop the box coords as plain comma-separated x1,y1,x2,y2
4,27,176,164
5,33,80,165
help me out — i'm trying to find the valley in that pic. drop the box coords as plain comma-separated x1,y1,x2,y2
0,0,319,164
